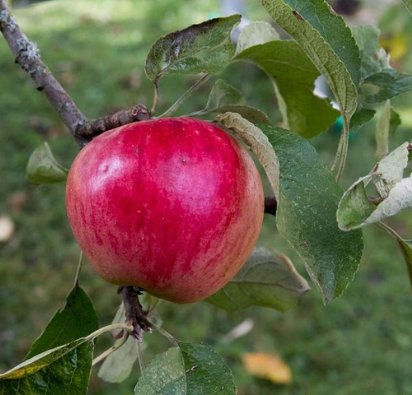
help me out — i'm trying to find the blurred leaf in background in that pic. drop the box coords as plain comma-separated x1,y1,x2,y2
242,352,292,385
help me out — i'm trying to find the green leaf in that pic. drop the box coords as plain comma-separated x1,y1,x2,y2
204,79,245,108
338,142,412,230
375,101,391,160
351,25,412,103
350,108,376,131
135,348,184,394
396,239,412,292
361,69,412,103
378,224,412,295
389,108,401,135
402,0,412,15
259,124,364,304
206,247,310,312
257,0,360,178
25,282,98,360
235,39,338,138
194,79,272,124
374,102,401,160
351,25,386,81
216,112,279,199
210,105,272,125
178,342,236,394
235,21,280,54
0,339,94,395
135,343,236,395
336,178,376,231
26,142,69,184
351,25,380,58
144,15,241,83
258,0,360,115
98,304,139,383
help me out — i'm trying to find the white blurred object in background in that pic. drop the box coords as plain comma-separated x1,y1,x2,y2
0,216,14,242
220,0,249,42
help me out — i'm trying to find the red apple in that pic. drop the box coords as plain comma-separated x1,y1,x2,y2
66,117,264,303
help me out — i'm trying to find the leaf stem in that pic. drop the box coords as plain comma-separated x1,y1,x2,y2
136,341,145,373
159,73,211,118
375,221,396,236
73,250,83,286
151,78,160,114
85,323,134,342
184,109,208,118
332,115,350,182
375,222,412,293
92,331,129,366
151,323,178,347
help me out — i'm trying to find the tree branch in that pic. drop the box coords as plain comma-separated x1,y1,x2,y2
0,0,153,147
0,1,87,139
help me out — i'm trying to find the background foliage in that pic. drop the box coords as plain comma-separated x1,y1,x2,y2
0,0,412,393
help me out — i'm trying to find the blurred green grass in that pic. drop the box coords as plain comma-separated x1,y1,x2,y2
0,1,412,394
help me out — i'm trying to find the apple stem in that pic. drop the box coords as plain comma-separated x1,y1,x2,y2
75,104,153,147
117,286,152,342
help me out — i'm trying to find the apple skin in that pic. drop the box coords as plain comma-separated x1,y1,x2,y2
66,117,264,303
